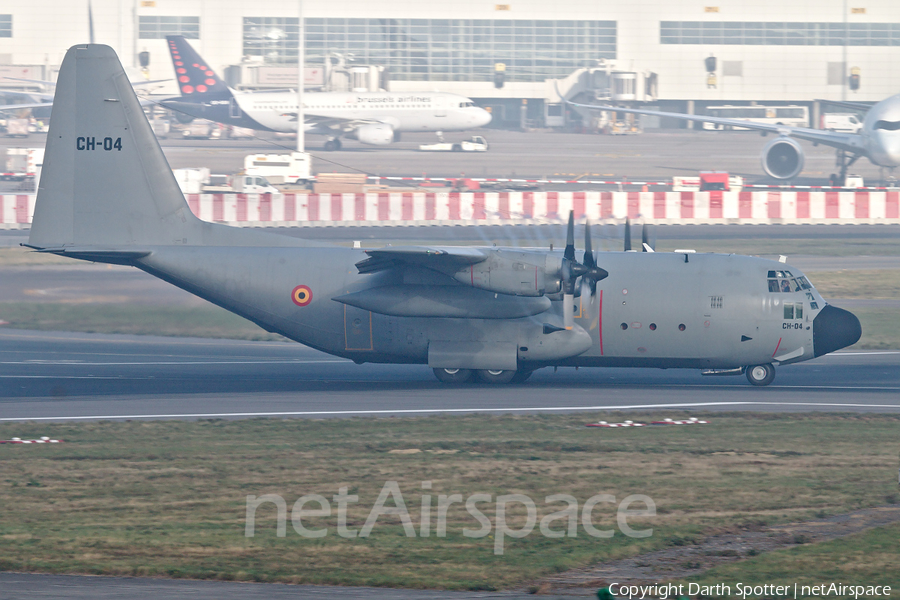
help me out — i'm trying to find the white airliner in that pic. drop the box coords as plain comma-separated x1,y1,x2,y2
565,93,900,185
161,36,492,150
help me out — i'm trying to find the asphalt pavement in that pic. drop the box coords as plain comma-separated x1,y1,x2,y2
1,329,898,421
3,128,897,185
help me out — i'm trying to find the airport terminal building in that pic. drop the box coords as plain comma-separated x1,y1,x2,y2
3,0,900,126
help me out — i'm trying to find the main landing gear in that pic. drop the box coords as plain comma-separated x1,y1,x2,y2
324,137,343,151
829,149,860,187
745,363,776,386
432,368,534,384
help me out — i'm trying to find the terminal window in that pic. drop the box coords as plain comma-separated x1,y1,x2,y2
661,21,900,46
138,16,200,39
0,15,11,38
244,17,617,82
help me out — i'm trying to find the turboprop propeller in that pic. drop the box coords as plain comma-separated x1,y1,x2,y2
561,211,608,329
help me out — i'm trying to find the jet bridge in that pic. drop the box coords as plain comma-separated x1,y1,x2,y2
547,60,658,128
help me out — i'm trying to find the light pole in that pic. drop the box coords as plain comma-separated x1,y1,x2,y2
842,0,848,102
297,0,305,151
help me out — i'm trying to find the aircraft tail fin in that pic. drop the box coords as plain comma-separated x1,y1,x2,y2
28,44,201,249
165,35,231,100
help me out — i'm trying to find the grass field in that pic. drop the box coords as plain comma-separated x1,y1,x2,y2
678,523,900,595
0,413,897,590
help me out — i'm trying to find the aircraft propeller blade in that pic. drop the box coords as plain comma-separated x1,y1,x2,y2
564,211,576,262
583,219,595,268
642,224,655,252
624,217,632,251
560,212,609,310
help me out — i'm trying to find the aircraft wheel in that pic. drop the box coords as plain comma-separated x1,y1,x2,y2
433,368,473,384
452,143,462,152
746,364,775,386
475,369,517,384
324,139,342,151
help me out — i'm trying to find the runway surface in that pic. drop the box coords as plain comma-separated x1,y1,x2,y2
1,329,898,422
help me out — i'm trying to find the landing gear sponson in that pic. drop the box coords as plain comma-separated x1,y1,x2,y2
433,365,778,386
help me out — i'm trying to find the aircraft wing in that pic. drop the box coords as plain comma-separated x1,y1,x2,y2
5,76,169,88
356,246,488,274
0,89,54,101
567,100,865,154
283,111,389,133
0,101,53,111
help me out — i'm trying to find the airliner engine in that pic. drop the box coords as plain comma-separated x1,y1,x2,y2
354,123,394,146
761,136,805,180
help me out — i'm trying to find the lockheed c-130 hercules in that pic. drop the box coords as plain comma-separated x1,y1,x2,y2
26,44,862,386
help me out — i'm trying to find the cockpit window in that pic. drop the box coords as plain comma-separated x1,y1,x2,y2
767,272,813,293
874,120,900,131
459,101,476,108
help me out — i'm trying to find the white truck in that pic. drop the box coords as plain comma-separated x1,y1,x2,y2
172,168,279,195
419,136,488,152
4,118,30,138
820,113,863,133
243,152,312,184
1,148,43,182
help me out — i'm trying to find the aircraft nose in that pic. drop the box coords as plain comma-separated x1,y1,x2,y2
477,108,492,126
813,304,861,357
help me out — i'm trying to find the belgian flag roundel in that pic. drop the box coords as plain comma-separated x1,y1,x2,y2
291,285,313,307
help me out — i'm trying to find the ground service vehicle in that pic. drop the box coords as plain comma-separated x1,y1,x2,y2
419,136,489,152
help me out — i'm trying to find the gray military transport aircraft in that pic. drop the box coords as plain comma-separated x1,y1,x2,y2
25,44,862,386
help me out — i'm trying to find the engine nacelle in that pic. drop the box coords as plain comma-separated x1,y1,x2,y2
354,123,395,146
452,250,563,297
761,136,805,180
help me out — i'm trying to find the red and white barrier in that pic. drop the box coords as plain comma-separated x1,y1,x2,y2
3,191,899,228
0,194,35,228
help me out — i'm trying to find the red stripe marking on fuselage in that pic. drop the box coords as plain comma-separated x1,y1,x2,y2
772,337,782,357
